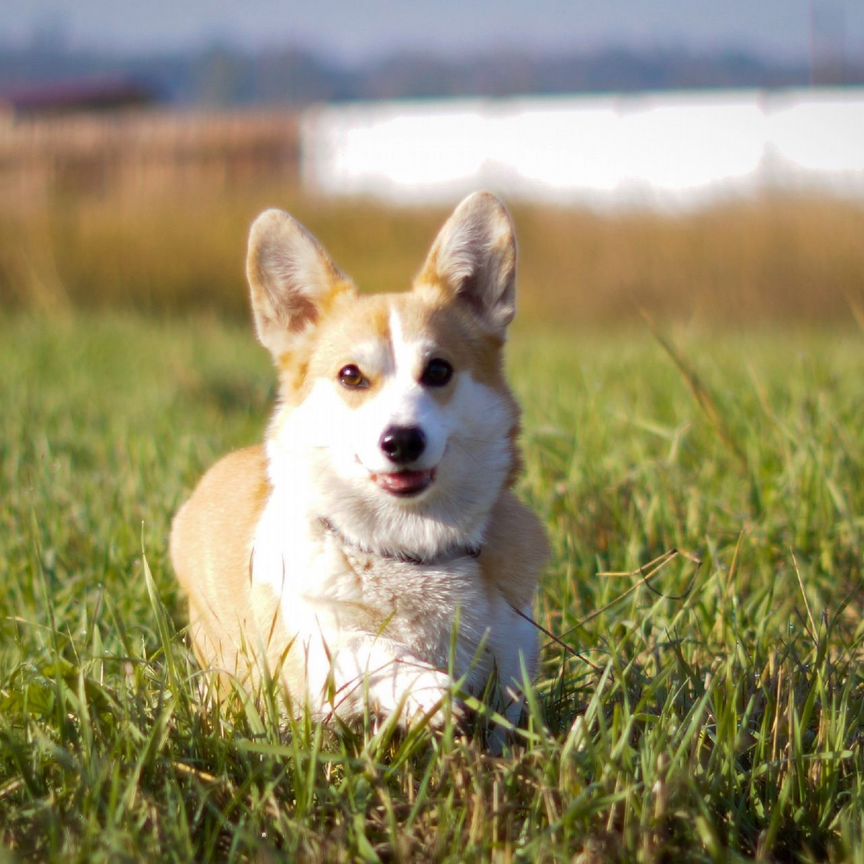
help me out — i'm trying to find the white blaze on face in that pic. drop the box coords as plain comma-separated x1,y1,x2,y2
271,306,440,477
348,307,445,474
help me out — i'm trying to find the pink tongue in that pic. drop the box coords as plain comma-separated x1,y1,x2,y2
375,469,433,495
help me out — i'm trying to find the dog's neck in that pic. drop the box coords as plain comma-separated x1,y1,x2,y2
317,515,482,566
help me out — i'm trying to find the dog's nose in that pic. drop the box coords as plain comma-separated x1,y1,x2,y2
379,425,426,465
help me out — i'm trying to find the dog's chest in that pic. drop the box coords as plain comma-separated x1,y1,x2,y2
251,491,493,660
340,545,485,627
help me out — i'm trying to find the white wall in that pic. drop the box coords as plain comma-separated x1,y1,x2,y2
301,89,864,210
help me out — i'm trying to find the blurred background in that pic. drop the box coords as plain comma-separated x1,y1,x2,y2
2,0,864,326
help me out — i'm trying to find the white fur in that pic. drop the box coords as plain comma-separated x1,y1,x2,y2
350,306,448,474
251,302,529,726
253,493,537,723
265,367,512,559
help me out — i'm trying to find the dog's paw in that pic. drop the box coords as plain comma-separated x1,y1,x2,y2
379,667,461,729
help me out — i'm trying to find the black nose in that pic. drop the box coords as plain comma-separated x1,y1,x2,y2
380,425,426,465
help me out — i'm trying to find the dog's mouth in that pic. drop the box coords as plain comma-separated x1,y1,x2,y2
371,468,436,497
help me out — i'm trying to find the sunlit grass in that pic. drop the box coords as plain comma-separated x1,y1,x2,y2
1,312,863,861
2,187,864,326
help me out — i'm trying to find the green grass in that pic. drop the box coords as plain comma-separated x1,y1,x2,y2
1,312,863,862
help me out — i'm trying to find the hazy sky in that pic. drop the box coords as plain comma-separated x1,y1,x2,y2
3,0,863,63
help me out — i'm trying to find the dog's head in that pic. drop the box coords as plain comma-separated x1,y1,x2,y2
247,192,521,559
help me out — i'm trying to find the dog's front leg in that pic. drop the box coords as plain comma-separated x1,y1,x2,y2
303,631,457,727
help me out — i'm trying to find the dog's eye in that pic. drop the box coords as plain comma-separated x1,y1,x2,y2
420,358,453,388
338,364,369,389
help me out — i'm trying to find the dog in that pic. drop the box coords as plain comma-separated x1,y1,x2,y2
170,191,548,741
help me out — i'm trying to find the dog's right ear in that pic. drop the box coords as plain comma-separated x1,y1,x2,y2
246,209,355,359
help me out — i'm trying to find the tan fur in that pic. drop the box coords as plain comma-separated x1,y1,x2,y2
170,446,303,695
480,492,548,610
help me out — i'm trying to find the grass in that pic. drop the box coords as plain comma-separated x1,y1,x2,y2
1,309,863,862
3,187,864,326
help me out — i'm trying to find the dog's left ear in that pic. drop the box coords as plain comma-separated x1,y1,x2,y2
246,208,355,359
418,191,517,337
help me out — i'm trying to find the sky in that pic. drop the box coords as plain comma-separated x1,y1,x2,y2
2,0,863,64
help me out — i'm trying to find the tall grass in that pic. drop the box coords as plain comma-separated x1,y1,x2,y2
2,184,864,325
1,312,863,861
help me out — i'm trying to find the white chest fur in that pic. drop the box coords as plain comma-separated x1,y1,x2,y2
250,484,536,722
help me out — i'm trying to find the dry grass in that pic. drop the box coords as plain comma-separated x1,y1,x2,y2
517,194,864,325
2,178,864,326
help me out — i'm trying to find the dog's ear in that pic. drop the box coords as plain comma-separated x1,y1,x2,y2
418,191,517,336
246,209,354,358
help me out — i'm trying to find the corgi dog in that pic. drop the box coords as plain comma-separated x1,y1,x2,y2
170,192,548,739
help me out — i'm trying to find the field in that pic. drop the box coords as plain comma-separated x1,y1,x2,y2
1,189,864,862
3,185,864,326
